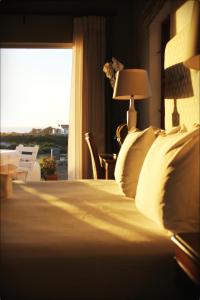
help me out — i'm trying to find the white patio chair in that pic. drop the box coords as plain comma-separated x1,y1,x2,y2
15,144,41,182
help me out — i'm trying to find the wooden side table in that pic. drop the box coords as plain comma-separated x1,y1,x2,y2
171,232,200,286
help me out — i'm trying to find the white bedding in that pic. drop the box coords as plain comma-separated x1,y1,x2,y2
0,180,187,300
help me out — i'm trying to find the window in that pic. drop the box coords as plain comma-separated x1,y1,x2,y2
0,48,72,133
0,48,72,180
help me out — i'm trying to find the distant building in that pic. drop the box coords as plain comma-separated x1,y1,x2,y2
52,128,62,135
60,124,69,135
52,125,69,135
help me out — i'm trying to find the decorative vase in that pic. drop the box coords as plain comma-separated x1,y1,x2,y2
45,174,58,181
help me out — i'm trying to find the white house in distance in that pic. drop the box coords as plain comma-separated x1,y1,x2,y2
60,124,69,135
52,124,69,135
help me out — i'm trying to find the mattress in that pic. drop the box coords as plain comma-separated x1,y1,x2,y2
0,180,187,300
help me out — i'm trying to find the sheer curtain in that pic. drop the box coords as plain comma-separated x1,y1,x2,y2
68,16,106,179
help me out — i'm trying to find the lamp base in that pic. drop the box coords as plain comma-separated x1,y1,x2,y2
127,99,137,130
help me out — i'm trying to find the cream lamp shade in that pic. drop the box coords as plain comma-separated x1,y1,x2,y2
113,69,152,129
165,0,200,70
184,0,200,70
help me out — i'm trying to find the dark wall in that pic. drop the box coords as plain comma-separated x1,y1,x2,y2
0,0,145,153
0,14,73,43
134,0,150,131
105,2,139,153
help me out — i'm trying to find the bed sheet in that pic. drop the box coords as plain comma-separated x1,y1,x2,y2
0,180,185,300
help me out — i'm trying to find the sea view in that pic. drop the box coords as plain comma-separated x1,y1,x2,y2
0,126,49,133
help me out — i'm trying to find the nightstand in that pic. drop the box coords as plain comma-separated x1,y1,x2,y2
171,232,200,286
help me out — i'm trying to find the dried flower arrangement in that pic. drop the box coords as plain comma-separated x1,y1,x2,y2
103,57,124,88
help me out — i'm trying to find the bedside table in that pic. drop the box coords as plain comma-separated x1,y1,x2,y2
171,232,200,286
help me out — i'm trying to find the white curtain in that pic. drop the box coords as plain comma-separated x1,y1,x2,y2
68,16,106,179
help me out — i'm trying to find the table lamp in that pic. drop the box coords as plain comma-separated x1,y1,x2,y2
113,69,152,129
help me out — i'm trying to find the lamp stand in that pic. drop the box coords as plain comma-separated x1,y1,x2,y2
127,98,137,130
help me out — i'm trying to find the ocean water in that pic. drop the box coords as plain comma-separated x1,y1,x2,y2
1,126,43,133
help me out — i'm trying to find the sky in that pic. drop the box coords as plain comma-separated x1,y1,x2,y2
0,48,72,132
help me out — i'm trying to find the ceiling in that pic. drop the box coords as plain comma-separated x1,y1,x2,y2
0,0,140,15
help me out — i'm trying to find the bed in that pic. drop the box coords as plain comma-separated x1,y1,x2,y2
1,150,199,300
1,180,183,300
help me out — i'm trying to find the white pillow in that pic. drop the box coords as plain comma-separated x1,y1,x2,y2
135,127,200,233
114,126,155,198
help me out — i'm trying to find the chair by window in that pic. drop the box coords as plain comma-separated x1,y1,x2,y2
85,133,116,180
15,144,40,181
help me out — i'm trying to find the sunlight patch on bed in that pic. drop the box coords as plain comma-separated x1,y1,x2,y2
21,186,153,243
85,201,166,236
80,180,124,196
